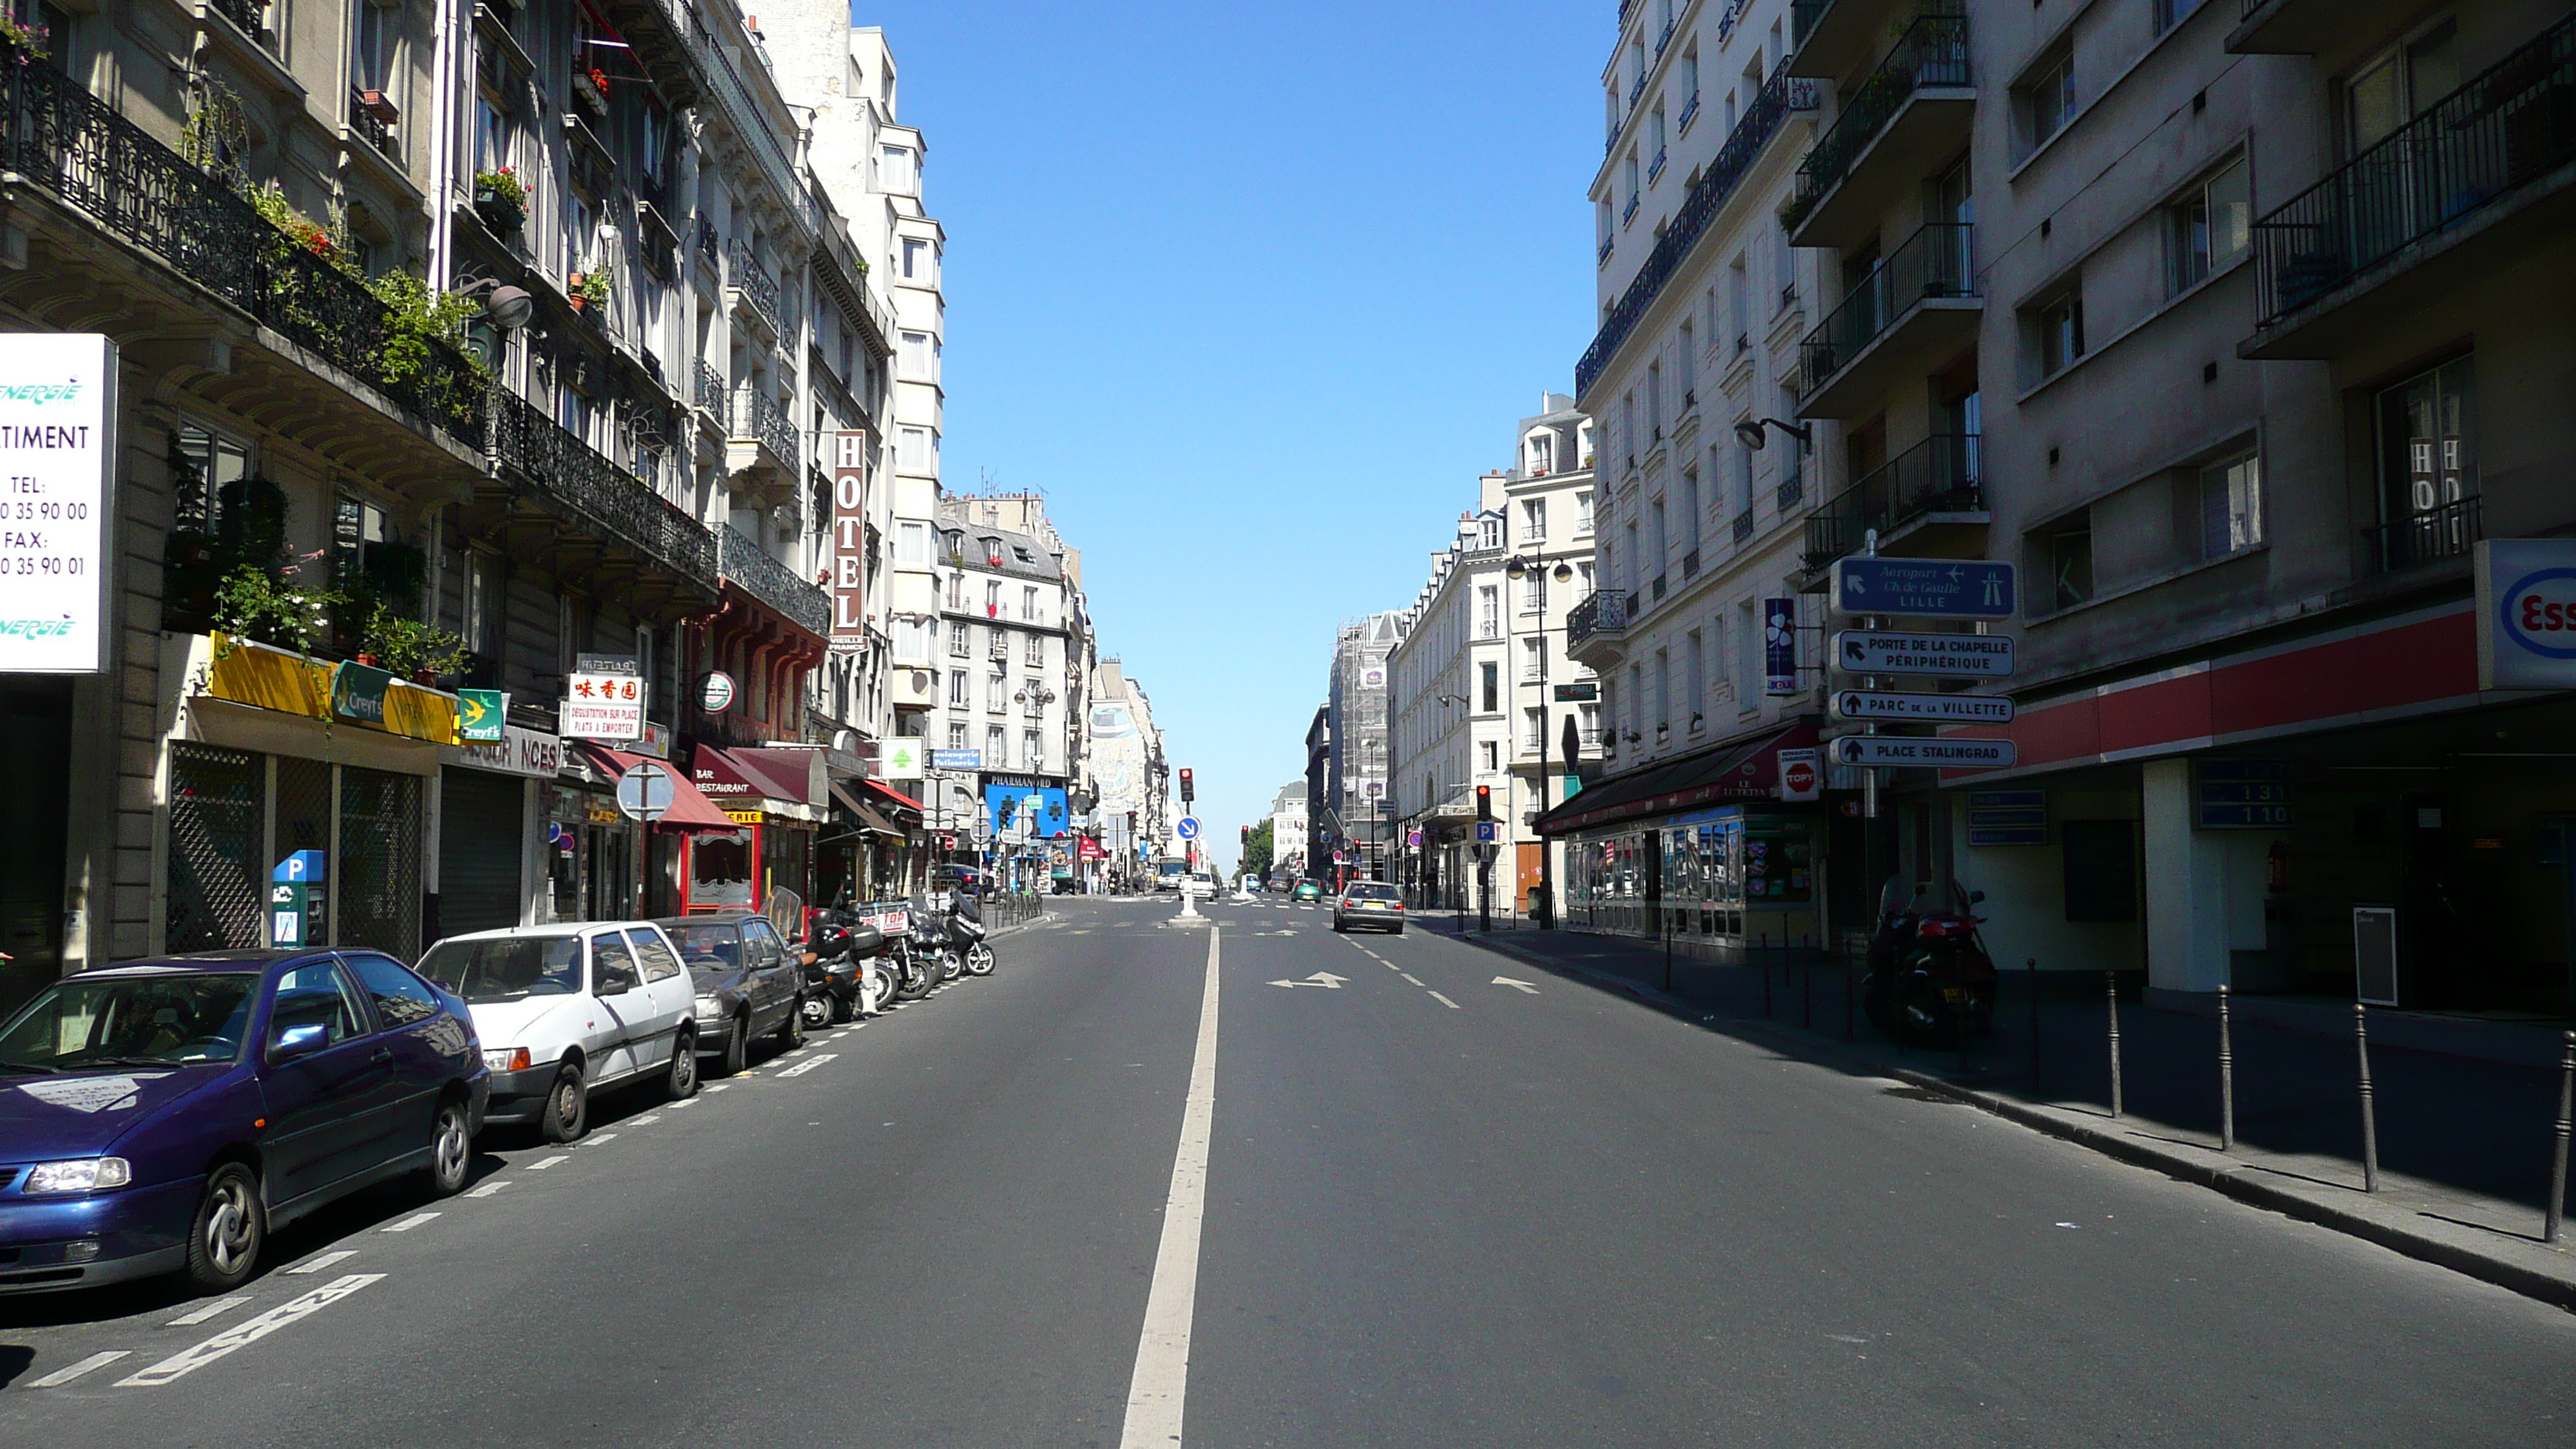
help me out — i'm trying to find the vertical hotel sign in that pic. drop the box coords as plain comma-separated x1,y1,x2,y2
829,430,868,649
0,334,114,673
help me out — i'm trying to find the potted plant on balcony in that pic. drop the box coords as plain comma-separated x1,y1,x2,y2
355,87,399,124
567,264,608,316
576,65,610,118
473,166,526,234
0,10,51,56
358,599,467,684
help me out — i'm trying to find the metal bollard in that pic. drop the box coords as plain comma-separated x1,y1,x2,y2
1759,933,1772,1017
1662,913,1674,993
2546,1029,2572,1245
2218,984,2235,1153
2026,958,2041,1092
1845,955,1857,1040
1801,940,1814,1030
2106,971,2124,1120
2356,1003,2381,1194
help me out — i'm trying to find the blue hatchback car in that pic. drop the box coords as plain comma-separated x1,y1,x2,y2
0,949,490,1296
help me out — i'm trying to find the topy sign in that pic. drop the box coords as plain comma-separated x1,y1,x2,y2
1831,557,2016,620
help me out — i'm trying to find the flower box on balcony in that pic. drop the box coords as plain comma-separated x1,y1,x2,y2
357,87,399,123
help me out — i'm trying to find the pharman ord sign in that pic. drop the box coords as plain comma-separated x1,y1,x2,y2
0,334,115,673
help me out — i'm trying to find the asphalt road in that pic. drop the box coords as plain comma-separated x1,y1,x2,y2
2,895,2571,1447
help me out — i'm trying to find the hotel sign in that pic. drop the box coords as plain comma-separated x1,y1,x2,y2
829,430,870,649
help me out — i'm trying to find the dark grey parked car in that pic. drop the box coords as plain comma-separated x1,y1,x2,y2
655,913,804,1075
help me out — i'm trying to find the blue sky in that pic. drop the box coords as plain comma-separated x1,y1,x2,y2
859,0,1604,870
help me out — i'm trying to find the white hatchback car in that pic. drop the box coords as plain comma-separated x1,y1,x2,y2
415,921,698,1142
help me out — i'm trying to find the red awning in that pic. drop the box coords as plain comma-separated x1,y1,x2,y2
570,743,739,831
861,776,923,814
691,745,824,807
1534,719,1819,837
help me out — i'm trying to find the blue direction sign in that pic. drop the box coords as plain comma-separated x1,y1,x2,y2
1475,821,1499,843
1175,816,1201,841
1831,557,2016,619
929,749,983,771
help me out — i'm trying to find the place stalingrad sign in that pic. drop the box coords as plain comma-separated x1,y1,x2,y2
1831,689,2015,724
0,334,114,673
1829,735,2017,769
1830,557,2016,620
1832,629,2014,678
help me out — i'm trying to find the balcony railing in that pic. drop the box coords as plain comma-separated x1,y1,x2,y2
1732,509,1756,543
697,215,721,268
729,387,796,464
1776,465,1806,512
1798,221,1976,394
727,241,782,337
0,43,484,443
719,525,831,635
346,92,394,159
211,0,268,40
694,357,724,413
2253,11,2576,328
1567,589,1637,650
2365,495,2482,574
488,390,716,591
1783,9,1971,231
1578,62,1801,396
1801,433,1983,571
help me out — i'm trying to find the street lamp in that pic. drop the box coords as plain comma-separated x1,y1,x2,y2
1735,416,1814,452
1495,550,1584,930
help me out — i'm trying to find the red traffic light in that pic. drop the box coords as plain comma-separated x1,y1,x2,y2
1475,784,1493,820
1240,824,1251,842
1178,767,1196,802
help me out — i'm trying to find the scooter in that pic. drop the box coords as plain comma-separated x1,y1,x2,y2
890,898,942,1001
1862,882,1999,1045
951,892,994,977
800,907,886,1027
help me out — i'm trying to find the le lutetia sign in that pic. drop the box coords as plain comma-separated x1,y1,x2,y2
1831,557,2016,620
0,334,115,673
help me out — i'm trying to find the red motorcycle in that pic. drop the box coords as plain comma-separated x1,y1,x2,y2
1863,881,1999,1045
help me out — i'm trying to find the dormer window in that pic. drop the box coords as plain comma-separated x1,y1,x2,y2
1478,516,1502,550
980,535,1003,566
1526,432,1553,477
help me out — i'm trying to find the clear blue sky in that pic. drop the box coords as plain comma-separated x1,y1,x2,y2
858,0,1604,872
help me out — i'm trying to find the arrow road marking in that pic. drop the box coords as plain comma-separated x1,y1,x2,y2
1266,972,1348,989
117,1274,384,1387
1492,977,1541,994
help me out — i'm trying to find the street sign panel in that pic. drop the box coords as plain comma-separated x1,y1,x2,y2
1175,816,1201,841
1967,789,2049,846
2475,540,2576,688
1831,689,2015,724
1831,557,2017,619
1832,629,2015,678
1475,821,1499,843
929,748,983,771
1829,735,2018,769
1550,681,1599,703
615,760,673,822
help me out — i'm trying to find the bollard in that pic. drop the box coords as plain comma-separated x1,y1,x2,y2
2105,971,2124,1120
2546,1029,2572,1245
2355,1003,2381,1194
2218,984,2236,1153
1845,954,1857,1041
1801,939,1814,1030
1662,913,1674,993
1759,933,1772,1018
2026,959,2041,1092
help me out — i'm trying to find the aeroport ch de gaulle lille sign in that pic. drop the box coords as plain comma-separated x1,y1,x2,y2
1829,557,2017,772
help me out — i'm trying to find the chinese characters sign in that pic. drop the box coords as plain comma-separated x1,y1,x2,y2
563,670,645,740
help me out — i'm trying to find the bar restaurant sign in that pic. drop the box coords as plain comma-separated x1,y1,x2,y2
0,334,115,673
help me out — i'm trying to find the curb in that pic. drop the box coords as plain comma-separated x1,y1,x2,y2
1444,928,2576,1313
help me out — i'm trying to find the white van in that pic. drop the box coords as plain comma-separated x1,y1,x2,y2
416,921,699,1142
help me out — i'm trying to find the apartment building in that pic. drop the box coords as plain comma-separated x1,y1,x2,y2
1321,612,1410,882
1269,780,1310,883
1389,398,1603,919
1553,0,1836,954
1560,0,2576,1013
1089,659,1171,883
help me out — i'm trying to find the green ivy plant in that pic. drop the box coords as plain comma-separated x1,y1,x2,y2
248,180,356,276
212,553,339,657
367,270,488,393
356,598,468,678
576,265,610,307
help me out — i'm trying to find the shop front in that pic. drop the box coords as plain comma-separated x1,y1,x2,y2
680,745,827,920
434,724,562,938
160,633,460,960
1540,720,1824,961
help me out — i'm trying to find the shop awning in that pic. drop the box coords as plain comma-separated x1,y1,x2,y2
827,779,910,839
1534,719,1818,838
570,743,738,831
860,776,924,814
691,745,826,810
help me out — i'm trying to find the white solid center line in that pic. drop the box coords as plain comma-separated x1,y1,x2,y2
118,1274,384,1387
1118,923,1221,1449
1428,991,1461,1009
382,1211,440,1232
527,1155,571,1170
464,1180,510,1198
31,1351,129,1387
285,1250,358,1275
167,1293,253,1327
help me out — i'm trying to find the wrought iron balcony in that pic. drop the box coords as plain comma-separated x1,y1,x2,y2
2252,12,2576,332
1567,590,1637,651
1732,509,1756,543
1578,62,1803,397
0,43,483,442
719,524,831,635
729,386,796,464
488,389,717,591
1783,9,1970,234
694,357,724,414
211,0,269,41
346,91,395,159
1776,466,1805,512
1801,433,1983,572
727,241,783,338
2365,495,2482,575
1798,221,1976,397
697,215,721,268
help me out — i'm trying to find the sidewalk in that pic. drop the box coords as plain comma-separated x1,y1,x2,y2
1441,919,2576,1310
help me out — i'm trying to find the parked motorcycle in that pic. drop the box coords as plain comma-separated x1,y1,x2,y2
1862,880,1998,1045
891,899,942,1002
950,892,994,977
800,907,886,1027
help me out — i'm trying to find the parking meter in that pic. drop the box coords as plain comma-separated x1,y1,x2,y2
270,850,326,947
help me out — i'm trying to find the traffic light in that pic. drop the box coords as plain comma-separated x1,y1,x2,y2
1178,767,1195,803
1240,824,1251,844
1475,784,1493,821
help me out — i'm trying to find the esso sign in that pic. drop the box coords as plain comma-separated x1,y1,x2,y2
2482,545,2576,689
2504,568,2576,656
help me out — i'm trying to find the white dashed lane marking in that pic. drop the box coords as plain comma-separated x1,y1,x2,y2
580,1133,618,1146
167,1294,253,1327
382,1211,440,1233
464,1180,509,1198
1429,992,1460,1009
31,1351,130,1387
526,1155,571,1170
776,1052,840,1079
116,1273,384,1388
285,1250,358,1275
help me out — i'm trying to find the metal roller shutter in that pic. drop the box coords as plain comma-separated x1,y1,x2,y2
439,768,525,939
